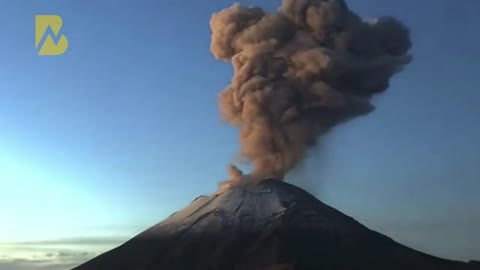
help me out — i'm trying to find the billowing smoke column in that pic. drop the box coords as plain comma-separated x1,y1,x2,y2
211,0,412,184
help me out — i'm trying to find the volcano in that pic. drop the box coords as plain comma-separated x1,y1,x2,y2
73,179,479,270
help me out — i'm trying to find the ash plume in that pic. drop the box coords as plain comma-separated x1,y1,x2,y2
210,0,412,183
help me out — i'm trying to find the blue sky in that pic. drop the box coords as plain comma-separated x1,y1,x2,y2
0,0,479,269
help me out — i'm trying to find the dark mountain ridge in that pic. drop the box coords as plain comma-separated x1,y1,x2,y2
73,179,479,270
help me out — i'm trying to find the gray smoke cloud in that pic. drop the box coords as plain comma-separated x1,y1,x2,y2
211,0,412,184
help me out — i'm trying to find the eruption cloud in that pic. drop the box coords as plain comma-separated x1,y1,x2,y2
211,0,412,183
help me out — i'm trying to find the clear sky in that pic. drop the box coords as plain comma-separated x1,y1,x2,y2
0,0,479,269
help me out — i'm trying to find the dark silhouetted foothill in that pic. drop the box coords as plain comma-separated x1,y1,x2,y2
72,180,478,270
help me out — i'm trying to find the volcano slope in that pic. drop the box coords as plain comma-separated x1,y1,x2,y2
73,179,479,270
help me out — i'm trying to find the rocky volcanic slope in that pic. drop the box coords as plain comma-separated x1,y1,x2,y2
73,179,479,270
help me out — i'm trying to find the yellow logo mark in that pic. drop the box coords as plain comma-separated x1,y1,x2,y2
35,15,68,56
